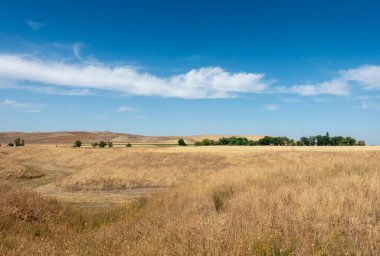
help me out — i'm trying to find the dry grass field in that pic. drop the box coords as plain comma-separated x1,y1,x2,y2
0,145,379,255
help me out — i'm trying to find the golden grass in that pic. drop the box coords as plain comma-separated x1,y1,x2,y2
0,146,379,255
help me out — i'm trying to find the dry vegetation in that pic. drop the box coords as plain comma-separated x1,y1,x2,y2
0,145,379,255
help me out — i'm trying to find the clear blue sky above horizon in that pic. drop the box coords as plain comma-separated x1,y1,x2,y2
0,0,379,144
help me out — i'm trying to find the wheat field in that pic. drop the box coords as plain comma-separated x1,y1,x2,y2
0,145,379,255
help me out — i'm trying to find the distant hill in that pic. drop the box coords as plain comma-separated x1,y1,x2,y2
0,132,263,145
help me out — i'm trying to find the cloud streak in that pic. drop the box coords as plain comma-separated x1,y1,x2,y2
2,99,41,112
117,106,138,112
72,43,83,60
0,55,268,99
263,104,280,111
291,79,349,96
358,101,380,110
27,21,44,31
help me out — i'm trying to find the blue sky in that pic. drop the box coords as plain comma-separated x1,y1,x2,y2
0,0,379,144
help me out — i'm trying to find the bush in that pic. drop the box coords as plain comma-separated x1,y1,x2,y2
126,143,132,147
178,138,187,146
212,187,233,212
107,141,113,148
14,138,25,146
91,142,98,148
98,141,107,148
73,140,82,148
7,143,14,147
357,140,366,146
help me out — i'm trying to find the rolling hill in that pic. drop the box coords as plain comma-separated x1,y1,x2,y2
0,131,263,145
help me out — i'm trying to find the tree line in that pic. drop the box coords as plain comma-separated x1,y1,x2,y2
73,140,132,148
193,133,365,146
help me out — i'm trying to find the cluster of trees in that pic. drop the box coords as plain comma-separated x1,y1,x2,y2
6,138,25,147
91,141,113,148
73,140,132,148
298,133,365,146
195,137,257,146
194,133,365,146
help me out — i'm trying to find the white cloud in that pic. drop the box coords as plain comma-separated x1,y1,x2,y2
291,79,349,96
2,99,40,112
290,65,380,96
2,53,380,99
340,65,380,89
117,106,138,112
263,104,280,111
27,21,44,31
0,55,269,99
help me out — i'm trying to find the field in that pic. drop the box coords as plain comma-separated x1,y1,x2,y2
0,145,379,255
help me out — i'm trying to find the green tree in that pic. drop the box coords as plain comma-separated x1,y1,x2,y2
73,140,82,148
98,141,107,148
126,143,132,147
300,137,310,146
178,138,187,146
331,136,345,146
344,137,356,146
258,136,274,145
107,141,113,148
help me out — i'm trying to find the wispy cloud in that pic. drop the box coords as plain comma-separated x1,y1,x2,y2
117,106,138,112
263,104,280,111
280,98,302,103
1,53,380,99
0,55,269,99
27,21,44,31
357,101,380,110
2,99,41,112
341,65,380,89
290,65,380,96
291,79,349,96
72,43,83,60
25,86,93,96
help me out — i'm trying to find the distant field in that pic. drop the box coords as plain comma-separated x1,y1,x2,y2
0,131,263,145
0,145,379,255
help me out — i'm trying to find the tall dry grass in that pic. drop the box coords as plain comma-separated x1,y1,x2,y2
0,146,379,255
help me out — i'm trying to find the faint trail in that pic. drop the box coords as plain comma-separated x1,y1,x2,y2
21,160,165,207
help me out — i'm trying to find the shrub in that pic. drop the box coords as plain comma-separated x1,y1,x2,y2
357,140,366,146
126,143,132,147
7,143,14,147
178,138,187,146
14,138,25,146
91,142,98,148
107,141,113,148
73,140,82,148
212,187,234,212
98,141,107,148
